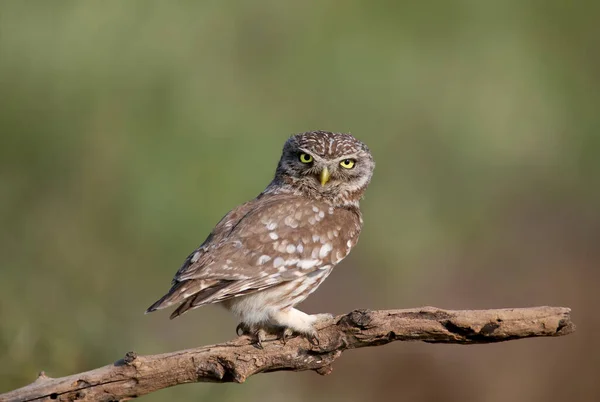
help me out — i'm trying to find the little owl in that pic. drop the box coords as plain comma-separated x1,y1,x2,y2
146,131,374,347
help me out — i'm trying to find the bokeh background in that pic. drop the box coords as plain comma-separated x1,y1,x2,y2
1,1,599,401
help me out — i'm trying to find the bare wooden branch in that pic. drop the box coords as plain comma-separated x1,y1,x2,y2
0,306,574,402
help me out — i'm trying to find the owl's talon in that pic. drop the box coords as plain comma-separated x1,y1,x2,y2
236,323,248,336
281,328,294,345
253,328,267,349
306,330,320,346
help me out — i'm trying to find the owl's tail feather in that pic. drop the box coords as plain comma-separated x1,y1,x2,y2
145,279,224,316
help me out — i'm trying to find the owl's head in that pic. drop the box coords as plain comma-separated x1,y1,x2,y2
272,131,374,206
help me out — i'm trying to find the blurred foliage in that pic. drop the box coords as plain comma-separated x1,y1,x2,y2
1,1,599,401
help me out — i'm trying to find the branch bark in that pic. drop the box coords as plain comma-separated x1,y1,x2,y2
0,306,574,402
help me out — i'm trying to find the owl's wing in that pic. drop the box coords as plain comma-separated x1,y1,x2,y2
146,193,361,318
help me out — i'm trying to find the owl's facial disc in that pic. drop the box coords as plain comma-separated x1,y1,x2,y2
272,131,374,206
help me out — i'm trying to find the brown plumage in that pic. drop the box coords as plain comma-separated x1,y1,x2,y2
146,131,374,345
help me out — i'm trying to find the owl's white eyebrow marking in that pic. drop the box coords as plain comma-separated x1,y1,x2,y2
334,153,359,162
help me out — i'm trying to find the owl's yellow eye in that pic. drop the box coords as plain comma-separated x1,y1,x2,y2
339,159,356,169
299,153,313,164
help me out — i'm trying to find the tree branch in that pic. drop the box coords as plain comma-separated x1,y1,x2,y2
0,306,574,402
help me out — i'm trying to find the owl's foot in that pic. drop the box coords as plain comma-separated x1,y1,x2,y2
236,323,269,349
271,309,334,346
304,313,333,346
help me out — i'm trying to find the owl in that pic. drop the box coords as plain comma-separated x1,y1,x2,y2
146,131,375,347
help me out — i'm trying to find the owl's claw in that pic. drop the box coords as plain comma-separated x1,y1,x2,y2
281,328,294,345
237,323,266,348
306,329,320,346
253,328,267,349
236,323,249,336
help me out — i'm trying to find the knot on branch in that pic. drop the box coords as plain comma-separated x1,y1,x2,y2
123,351,138,365
340,309,375,329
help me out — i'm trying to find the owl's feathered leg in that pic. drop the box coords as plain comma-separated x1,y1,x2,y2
271,308,333,345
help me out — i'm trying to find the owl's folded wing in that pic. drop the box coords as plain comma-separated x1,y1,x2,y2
146,193,360,318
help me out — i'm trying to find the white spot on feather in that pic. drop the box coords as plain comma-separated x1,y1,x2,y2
284,216,299,228
269,232,279,240
297,259,319,269
319,243,332,258
273,257,285,268
286,244,296,254
257,255,271,265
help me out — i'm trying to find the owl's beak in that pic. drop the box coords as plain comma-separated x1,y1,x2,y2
319,167,331,186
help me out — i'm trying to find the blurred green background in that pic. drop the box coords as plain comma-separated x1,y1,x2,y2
1,1,599,401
